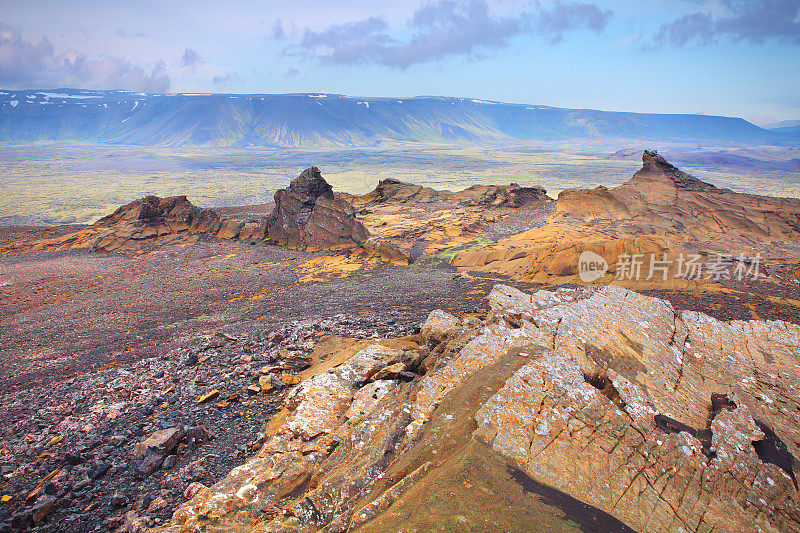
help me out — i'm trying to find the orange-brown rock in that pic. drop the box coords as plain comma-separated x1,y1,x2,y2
3,194,231,253
454,150,800,286
350,178,443,207
454,183,548,207
7,168,400,262
89,195,223,252
420,309,460,341
552,150,800,242
473,284,800,532
351,178,549,209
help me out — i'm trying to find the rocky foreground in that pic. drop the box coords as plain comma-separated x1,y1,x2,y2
100,283,798,533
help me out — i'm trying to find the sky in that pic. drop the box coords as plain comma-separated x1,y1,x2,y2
1,0,799,125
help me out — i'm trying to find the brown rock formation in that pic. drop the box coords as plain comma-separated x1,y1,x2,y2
343,178,553,261
266,167,370,250
454,183,549,207
454,150,800,286
351,178,549,209
8,168,393,258
95,195,221,235
351,178,443,207
159,284,800,533
553,149,800,239
38,195,228,253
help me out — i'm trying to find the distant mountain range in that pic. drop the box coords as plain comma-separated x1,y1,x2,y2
765,119,800,129
0,89,794,147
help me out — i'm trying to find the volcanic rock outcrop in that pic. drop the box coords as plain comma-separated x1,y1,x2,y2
266,167,369,250
152,284,800,533
552,150,799,238
16,195,236,253
454,150,800,285
6,168,395,258
350,178,549,209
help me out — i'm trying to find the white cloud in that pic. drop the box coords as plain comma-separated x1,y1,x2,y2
0,23,170,91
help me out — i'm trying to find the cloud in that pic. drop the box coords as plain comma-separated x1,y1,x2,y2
0,24,170,91
537,1,612,43
212,72,241,85
654,0,800,47
115,28,146,39
298,16,391,64
0,24,54,83
654,12,716,47
292,0,612,68
271,19,286,40
181,47,202,68
284,67,299,78
382,1,521,68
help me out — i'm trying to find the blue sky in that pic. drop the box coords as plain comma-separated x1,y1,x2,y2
1,0,799,125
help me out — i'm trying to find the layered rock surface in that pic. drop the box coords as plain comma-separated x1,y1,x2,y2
349,178,548,209
553,150,800,241
266,167,369,250
6,168,396,259
13,195,230,253
454,150,800,286
150,284,800,533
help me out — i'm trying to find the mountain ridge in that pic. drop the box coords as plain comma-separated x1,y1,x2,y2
0,88,791,147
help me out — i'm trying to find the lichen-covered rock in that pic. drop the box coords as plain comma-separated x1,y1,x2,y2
477,352,797,532
170,342,408,531
164,284,800,533
472,284,800,533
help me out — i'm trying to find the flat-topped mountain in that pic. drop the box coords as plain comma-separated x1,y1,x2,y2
0,89,790,147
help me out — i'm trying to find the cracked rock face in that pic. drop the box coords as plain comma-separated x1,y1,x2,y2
160,284,800,533
63,195,225,253
474,285,800,532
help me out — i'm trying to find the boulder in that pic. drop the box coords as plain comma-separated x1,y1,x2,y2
31,496,58,524
420,309,460,342
132,427,186,460
370,362,407,381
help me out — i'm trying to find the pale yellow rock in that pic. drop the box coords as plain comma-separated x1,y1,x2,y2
420,309,460,342
197,390,219,404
